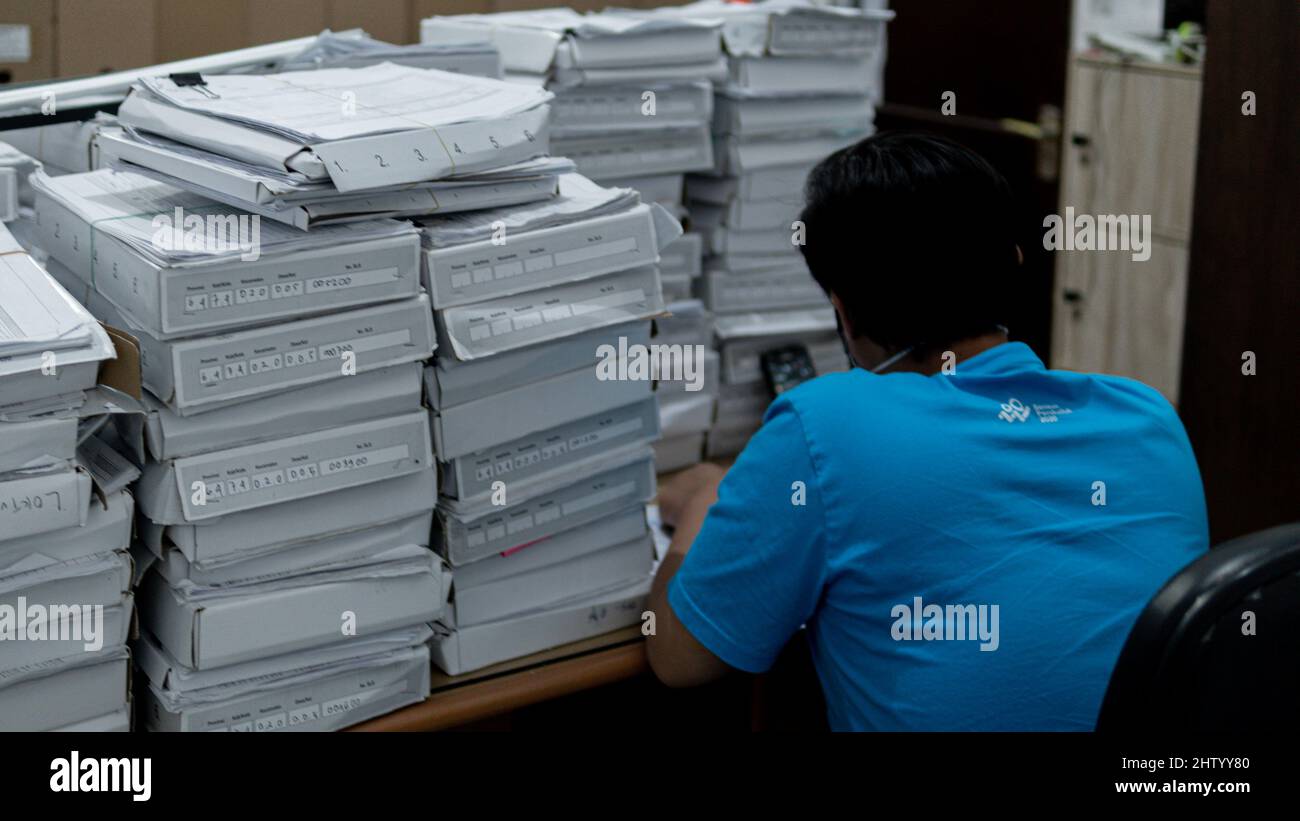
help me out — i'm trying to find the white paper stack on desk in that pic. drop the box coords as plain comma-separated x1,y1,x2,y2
636,0,890,457
94,62,568,229
27,170,446,731
421,7,722,200
706,308,850,459
420,173,681,675
273,29,503,79
0,226,133,732
652,299,718,473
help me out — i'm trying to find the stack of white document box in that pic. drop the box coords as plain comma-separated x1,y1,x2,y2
422,7,722,204
274,29,504,78
0,225,132,732
418,172,680,675
647,0,892,455
94,63,569,230
651,298,718,473
29,169,446,732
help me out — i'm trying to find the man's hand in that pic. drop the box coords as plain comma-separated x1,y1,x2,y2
647,461,733,687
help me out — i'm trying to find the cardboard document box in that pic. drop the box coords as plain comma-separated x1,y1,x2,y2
32,172,423,338
654,432,705,474
717,379,771,426
714,308,838,383
0,467,92,541
713,92,874,138
693,196,803,233
657,231,702,278
707,419,763,459
436,264,665,360
553,126,714,181
550,82,713,135
0,415,78,476
135,410,433,524
686,163,815,205
154,513,433,590
661,273,693,303
423,9,723,76
453,529,653,628
136,626,432,732
450,506,645,597
115,64,554,193
422,198,680,308
432,361,653,462
712,129,867,177
726,55,874,96
97,129,565,230
132,363,422,462
436,447,655,566
51,705,131,732
86,290,435,415
145,468,437,570
0,591,133,674
0,549,131,611
660,391,717,438
425,320,649,409
655,300,713,347
603,173,686,210
0,647,130,732
660,345,722,397
0,490,132,573
701,265,827,313
431,576,650,675
441,396,661,502
140,547,449,670
0,232,116,410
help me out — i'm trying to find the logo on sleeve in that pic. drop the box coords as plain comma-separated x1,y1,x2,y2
998,397,1073,423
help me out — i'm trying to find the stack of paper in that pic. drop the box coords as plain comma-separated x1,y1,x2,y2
708,308,849,457
421,8,722,202
0,224,132,731
274,30,503,79
27,170,446,731
93,63,569,229
420,173,681,675
636,0,891,456
651,299,718,473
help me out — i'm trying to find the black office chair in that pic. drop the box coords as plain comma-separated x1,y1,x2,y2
1097,521,1300,732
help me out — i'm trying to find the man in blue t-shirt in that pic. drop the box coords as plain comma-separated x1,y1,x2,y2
647,133,1208,731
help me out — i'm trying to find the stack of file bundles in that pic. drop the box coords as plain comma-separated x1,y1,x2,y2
273,29,504,78
648,0,891,456
708,308,848,458
0,225,132,732
94,62,571,229
419,172,680,675
421,7,723,197
652,298,718,473
29,169,446,732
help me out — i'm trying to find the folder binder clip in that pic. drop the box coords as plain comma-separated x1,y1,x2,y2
168,73,220,99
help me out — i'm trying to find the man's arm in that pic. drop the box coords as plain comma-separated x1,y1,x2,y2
644,400,828,688
646,464,732,687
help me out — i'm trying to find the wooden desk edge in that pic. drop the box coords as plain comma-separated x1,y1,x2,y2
349,640,650,732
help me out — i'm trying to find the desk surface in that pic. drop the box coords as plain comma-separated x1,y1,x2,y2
349,626,648,731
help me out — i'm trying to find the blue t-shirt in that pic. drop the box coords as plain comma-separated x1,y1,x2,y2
669,342,1208,731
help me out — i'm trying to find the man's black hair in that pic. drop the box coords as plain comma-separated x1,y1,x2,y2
799,132,1020,354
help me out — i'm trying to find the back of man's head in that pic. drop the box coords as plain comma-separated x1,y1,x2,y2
799,132,1021,353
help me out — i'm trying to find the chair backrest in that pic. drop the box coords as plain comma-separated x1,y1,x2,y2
1097,521,1300,732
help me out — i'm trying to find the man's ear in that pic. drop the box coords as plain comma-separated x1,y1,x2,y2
1015,244,1024,265
830,292,856,340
